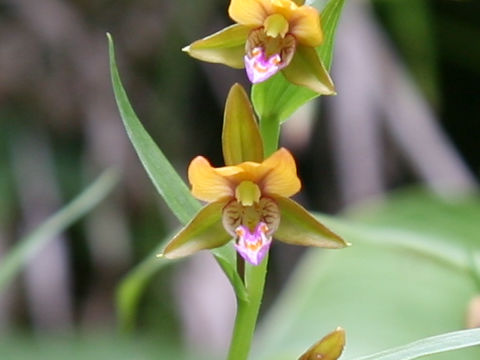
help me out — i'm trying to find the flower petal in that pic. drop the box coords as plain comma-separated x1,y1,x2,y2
245,48,284,83
188,156,236,202
222,83,264,165
244,30,296,84
288,5,323,47
229,0,271,26
282,45,335,94
258,148,301,197
183,24,250,68
274,196,348,248
161,201,231,259
234,222,272,266
298,327,346,360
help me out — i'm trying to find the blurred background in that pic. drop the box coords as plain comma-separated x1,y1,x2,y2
0,0,479,359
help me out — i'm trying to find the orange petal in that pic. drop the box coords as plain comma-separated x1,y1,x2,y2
188,156,237,202
288,5,323,47
229,0,272,26
259,148,301,197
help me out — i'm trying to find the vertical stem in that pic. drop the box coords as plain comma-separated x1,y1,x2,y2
227,256,269,360
226,115,281,360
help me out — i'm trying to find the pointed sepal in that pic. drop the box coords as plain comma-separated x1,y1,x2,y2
282,45,336,95
161,201,231,259
183,24,250,69
274,197,348,248
291,0,306,7
298,327,346,360
222,83,264,165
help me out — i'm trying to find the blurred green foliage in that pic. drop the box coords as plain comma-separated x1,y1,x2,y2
0,0,479,358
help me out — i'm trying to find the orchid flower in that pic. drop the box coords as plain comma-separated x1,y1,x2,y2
183,0,335,94
161,84,346,265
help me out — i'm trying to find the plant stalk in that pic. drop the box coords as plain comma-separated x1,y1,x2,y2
226,114,280,360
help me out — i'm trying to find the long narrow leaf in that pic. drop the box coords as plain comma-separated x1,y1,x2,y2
108,34,247,326
316,0,345,70
108,33,201,224
352,328,480,360
0,169,118,292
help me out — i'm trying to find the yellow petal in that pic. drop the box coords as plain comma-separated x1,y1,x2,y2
288,5,323,47
259,148,301,197
183,24,250,68
229,0,272,26
188,156,237,202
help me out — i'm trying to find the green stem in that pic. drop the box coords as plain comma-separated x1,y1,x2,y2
226,114,281,360
227,257,269,360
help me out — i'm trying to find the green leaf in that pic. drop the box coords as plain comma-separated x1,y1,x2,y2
108,33,201,225
0,170,118,292
254,190,480,360
251,0,345,124
316,0,346,70
108,34,247,326
353,328,480,360
223,83,264,165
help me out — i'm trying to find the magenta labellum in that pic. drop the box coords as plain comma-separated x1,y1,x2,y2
245,47,284,83
234,222,272,266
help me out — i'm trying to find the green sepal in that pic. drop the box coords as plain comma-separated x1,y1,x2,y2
282,45,336,95
298,327,346,360
223,83,264,165
162,200,231,259
183,24,250,69
292,0,306,5
274,197,348,248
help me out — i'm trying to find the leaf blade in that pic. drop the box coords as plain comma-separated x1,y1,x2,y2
352,328,480,360
0,170,118,292
108,33,201,224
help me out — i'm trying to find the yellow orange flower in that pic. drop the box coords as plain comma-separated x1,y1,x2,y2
183,0,335,94
161,84,346,265
188,148,300,204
